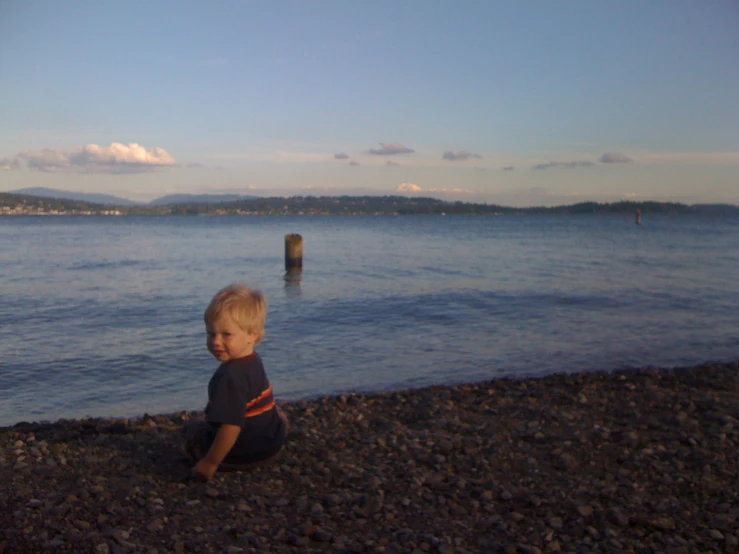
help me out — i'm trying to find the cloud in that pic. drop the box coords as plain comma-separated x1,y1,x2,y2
11,143,177,174
185,163,204,168
503,166,515,171
395,182,472,195
367,143,415,156
397,182,423,193
349,161,360,166
600,152,633,164
531,160,595,170
431,187,472,194
0,157,21,171
386,160,399,166
442,150,482,161
334,152,349,160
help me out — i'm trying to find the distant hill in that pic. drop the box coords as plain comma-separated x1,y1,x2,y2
690,203,739,214
148,193,259,205
10,187,139,206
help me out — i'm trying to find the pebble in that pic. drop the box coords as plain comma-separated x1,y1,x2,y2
0,363,737,554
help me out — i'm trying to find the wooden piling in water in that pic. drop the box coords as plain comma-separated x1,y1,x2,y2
636,209,642,225
285,234,303,270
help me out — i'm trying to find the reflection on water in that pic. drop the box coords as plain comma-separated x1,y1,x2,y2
284,268,302,298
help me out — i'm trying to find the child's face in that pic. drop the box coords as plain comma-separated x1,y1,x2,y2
205,314,258,363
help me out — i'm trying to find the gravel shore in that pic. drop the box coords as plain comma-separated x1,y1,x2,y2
2,362,738,554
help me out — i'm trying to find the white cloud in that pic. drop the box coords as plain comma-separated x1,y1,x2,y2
394,182,472,195
430,187,471,194
11,143,177,174
397,182,423,193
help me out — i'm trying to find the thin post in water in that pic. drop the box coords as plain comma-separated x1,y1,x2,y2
285,233,303,270
636,209,642,225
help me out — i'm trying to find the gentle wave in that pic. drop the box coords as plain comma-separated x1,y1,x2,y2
1,214,737,425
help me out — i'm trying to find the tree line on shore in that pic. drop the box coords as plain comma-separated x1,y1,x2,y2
2,191,737,216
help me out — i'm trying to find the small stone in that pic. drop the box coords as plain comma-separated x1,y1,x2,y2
367,476,382,489
577,505,594,518
27,499,43,508
608,507,629,527
111,529,130,543
298,522,316,537
95,544,110,554
499,490,512,501
147,519,165,532
709,529,724,540
312,529,332,542
651,516,675,530
225,547,243,553
554,453,578,471
366,496,384,514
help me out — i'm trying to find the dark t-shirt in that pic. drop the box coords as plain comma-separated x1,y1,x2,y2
205,352,286,458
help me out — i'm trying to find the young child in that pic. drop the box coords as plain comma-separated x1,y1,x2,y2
183,284,288,481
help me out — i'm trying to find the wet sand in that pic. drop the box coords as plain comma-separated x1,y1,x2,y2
2,362,738,553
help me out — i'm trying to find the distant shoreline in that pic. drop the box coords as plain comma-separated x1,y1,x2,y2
3,191,739,216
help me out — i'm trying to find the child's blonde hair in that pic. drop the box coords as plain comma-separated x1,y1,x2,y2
204,284,268,345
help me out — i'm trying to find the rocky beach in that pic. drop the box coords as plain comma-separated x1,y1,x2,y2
2,362,738,554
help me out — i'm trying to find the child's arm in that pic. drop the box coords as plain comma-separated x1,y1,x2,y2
192,424,241,481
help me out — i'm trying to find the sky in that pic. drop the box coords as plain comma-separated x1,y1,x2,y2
1,0,738,206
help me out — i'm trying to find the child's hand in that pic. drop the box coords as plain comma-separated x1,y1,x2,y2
192,459,218,482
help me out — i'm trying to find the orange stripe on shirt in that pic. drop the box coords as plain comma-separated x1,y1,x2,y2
246,399,275,418
245,384,273,410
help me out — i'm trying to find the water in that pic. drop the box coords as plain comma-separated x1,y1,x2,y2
1,214,738,426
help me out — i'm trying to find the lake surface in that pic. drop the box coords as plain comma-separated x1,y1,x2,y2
1,214,738,426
